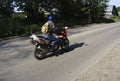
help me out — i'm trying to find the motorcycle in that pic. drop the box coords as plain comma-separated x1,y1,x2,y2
30,27,70,60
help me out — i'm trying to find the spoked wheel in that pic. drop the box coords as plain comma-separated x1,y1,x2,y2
61,38,70,50
34,48,47,60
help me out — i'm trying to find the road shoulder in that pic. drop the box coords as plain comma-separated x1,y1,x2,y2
76,43,120,81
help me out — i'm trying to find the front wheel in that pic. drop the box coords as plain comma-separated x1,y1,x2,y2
34,48,47,60
61,38,70,50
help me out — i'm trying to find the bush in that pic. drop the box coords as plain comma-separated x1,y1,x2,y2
0,16,11,38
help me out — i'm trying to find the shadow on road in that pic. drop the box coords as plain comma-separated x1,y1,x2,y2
45,42,86,59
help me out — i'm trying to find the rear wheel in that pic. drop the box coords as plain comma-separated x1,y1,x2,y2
34,48,47,60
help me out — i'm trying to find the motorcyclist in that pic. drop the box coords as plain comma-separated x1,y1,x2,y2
41,15,58,50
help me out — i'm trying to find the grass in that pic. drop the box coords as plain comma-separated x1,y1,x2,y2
111,16,120,22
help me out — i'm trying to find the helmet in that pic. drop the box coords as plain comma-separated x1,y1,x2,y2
48,15,53,20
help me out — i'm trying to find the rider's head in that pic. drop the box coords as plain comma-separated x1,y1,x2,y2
48,15,53,21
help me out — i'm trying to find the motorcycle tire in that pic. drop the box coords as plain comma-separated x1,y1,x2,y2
61,38,69,50
34,48,46,60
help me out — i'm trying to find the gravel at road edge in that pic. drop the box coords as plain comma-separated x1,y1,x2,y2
76,43,120,81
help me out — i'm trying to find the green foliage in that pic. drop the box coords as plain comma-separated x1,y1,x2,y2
0,13,42,38
13,13,27,20
0,0,14,17
14,0,46,23
117,7,120,12
111,16,120,21
0,0,112,38
13,0,110,23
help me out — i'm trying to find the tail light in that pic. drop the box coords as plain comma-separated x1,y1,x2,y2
30,38,33,44
39,38,46,44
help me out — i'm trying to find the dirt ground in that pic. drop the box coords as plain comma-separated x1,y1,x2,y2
76,43,120,81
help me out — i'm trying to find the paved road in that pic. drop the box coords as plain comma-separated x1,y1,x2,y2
0,22,120,81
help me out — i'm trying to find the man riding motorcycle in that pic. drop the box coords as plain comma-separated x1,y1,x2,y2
30,16,70,60
41,15,58,51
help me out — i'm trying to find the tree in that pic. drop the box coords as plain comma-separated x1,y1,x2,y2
0,0,14,16
0,0,14,38
117,6,120,12
14,0,41,23
14,0,58,23
84,0,109,23
0,0,111,38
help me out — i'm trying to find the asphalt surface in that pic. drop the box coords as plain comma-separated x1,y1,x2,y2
0,22,120,81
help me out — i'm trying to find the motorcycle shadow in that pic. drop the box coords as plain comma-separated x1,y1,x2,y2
45,42,85,58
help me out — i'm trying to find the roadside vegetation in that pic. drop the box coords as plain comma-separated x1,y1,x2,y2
0,0,117,39
110,7,120,22
117,7,120,12
111,16,120,22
